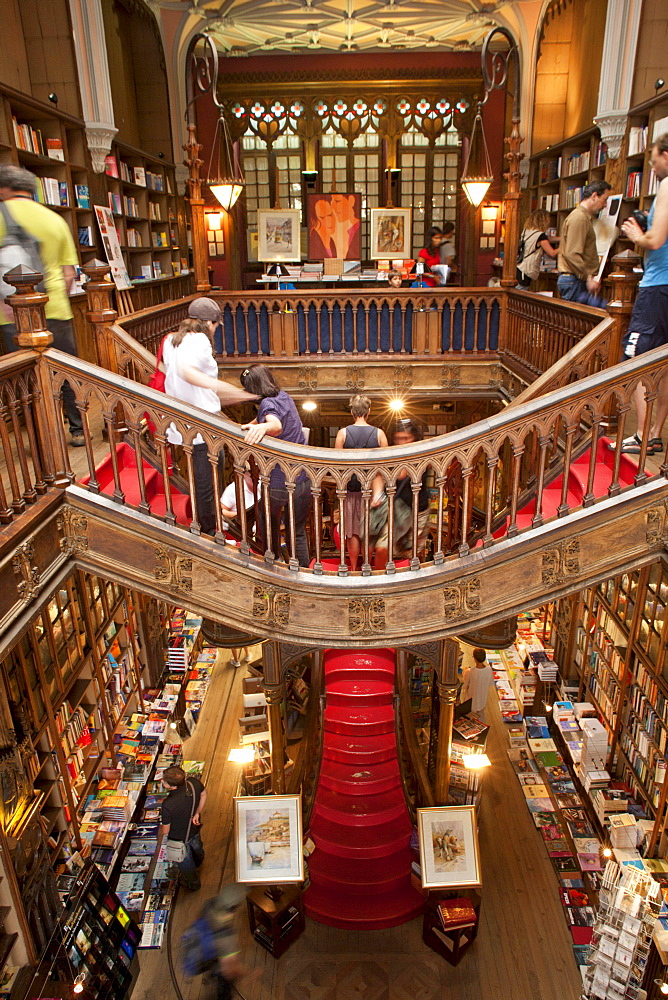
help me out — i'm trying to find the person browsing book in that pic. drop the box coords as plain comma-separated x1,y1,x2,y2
159,765,207,890
461,647,494,723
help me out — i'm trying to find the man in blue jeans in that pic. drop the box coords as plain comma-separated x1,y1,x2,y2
557,180,612,307
159,765,206,890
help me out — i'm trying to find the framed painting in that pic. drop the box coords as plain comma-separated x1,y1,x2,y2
370,208,412,259
234,794,304,884
307,193,361,259
257,210,302,263
417,805,481,889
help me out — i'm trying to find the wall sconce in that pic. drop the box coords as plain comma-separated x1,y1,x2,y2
206,212,222,231
228,746,255,763
462,753,492,770
480,205,498,222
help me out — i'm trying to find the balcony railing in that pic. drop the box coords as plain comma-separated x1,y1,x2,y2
36,342,667,576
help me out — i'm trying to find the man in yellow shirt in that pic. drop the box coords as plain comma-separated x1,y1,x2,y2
0,165,83,445
557,180,611,308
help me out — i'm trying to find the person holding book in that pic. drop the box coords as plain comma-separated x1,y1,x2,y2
461,647,494,723
159,765,207,890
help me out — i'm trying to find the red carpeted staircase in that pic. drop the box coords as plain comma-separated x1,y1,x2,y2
80,442,191,524
304,648,424,930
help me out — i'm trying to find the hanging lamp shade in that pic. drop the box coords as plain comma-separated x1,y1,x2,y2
460,104,493,208
207,111,245,211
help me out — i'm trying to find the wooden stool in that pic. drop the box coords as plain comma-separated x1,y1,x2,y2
422,890,481,966
246,884,304,958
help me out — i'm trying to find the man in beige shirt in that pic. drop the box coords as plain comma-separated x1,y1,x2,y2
557,180,611,307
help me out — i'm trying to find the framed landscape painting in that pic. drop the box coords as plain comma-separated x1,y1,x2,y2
370,207,412,259
235,794,304,884
257,209,302,263
417,804,481,889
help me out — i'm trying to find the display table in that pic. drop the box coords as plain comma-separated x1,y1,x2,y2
422,889,481,965
246,884,304,958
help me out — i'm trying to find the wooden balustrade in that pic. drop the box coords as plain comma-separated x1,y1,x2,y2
0,352,55,525
37,343,668,576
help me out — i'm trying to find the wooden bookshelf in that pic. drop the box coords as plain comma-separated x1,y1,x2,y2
529,126,608,229
101,140,187,284
558,565,668,854
615,92,668,253
0,572,150,863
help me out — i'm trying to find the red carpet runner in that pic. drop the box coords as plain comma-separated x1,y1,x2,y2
304,648,424,929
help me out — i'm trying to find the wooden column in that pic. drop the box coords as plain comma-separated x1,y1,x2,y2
433,638,461,805
83,259,119,373
183,123,211,293
263,641,286,794
500,116,524,289
606,249,642,367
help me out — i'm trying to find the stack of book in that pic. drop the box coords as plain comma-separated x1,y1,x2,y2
609,813,638,849
435,897,477,932
580,718,608,770
592,786,633,825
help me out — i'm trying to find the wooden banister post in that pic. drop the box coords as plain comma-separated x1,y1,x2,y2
433,638,461,804
5,265,66,483
263,641,286,793
83,259,119,373
183,123,211,294
606,249,642,368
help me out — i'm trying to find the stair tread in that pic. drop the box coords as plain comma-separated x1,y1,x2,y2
310,813,411,856
324,649,396,674
313,787,406,823
308,846,413,885
327,679,393,696
304,882,423,929
319,759,400,793
325,704,394,723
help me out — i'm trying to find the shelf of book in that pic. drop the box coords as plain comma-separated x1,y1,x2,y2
529,127,606,221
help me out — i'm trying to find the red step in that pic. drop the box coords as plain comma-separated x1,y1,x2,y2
309,812,411,859
312,787,407,826
323,731,397,765
324,648,396,678
326,678,394,707
304,883,424,930
324,704,395,735
318,758,401,795
307,847,414,893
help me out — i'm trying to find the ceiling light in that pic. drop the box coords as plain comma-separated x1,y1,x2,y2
389,398,405,412
461,103,493,208
302,401,317,411
228,747,255,764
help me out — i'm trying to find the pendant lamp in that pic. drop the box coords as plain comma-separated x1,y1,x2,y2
460,103,493,208
207,110,245,211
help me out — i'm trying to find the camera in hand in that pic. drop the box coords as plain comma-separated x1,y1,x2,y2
632,210,648,231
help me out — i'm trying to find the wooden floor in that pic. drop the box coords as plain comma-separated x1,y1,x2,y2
131,655,584,1000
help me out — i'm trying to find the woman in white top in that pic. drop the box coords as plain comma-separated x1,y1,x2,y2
163,317,254,534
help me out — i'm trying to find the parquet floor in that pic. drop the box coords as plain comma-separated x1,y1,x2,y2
131,658,584,1000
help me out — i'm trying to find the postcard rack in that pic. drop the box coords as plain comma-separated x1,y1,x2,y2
580,860,660,1000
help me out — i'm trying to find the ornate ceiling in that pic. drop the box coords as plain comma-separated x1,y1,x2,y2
152,0,534,56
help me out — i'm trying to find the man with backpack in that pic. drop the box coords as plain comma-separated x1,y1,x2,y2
0,165,84,446
182,884,250,1000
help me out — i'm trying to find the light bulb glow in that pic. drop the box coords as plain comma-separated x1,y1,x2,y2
73,974,85,994
388,398,405,412
462,753,492,770
228,746,255,764
302,401,317,411
461,178,492,208
209,181,244,212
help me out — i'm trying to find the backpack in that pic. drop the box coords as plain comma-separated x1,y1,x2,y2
0,201,46,300
516,229,544,281
181,915,219,977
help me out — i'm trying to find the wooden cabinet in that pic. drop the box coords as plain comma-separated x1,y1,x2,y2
616,93,668,251
246,885,305,958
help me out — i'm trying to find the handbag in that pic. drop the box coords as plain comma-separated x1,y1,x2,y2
165,780,195,863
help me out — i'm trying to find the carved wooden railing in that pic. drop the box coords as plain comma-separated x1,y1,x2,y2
395,655,434,822
502,291,608,384
113,288,604,373
0,352,58,527
37,343,668,576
